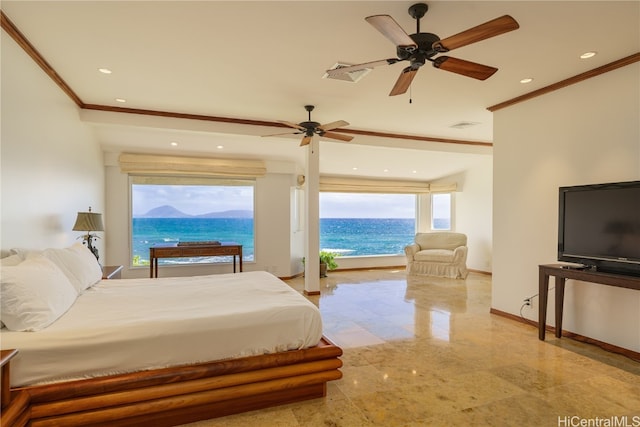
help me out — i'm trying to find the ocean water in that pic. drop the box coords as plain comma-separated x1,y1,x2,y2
132,218,254,265
320,218,415,257
132,217,416,265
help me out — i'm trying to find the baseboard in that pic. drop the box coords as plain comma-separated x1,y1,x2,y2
489,308,640,362
278,272,304,281
468,269,492,276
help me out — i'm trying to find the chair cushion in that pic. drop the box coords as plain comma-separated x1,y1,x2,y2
414,249,456,263
414,232,467,250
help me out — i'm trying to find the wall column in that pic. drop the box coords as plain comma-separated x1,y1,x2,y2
304,138,320,294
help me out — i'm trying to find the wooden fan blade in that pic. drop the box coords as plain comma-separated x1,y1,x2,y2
262,131,300,137
300,135,313,146
325,59,399,77
366,15,417,50
321,131,354,142
318,120,349,132
389,67,418,96
433,56,498,80
278,120,306,131
434,15,519,52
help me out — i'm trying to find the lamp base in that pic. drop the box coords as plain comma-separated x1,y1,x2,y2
83,234,100,263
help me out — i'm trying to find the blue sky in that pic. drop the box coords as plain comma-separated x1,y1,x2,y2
132,185,254,216
320,193,415,218
133,185,421,218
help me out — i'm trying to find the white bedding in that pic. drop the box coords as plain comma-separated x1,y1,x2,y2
0,271,323,387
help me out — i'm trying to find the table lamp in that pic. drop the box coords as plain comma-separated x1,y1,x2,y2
72,207,104,262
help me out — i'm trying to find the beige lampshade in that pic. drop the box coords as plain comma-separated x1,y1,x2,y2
72,211,104,232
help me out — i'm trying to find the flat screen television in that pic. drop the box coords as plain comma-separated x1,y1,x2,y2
558,180,640,277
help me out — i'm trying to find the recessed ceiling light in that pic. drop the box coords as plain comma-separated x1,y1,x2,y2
412,170,417,174
580,51,597,59
115,98,126,103
520,78,534,84
170,142,178,147
98,68,112,74
352,167,358,171
216,145,224,149
383,169,389,173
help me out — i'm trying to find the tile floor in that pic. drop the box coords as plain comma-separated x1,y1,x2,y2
182,269,640,426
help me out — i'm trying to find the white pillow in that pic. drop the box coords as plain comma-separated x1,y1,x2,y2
0,254,23,266
9,248,41,260
2,253,35,329
38,243,102,293
1,255,78,331
1,255,26,328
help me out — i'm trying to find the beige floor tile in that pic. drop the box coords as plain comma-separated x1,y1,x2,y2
179,270,640,426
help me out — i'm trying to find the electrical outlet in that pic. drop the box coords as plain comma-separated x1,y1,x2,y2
523,297,532,307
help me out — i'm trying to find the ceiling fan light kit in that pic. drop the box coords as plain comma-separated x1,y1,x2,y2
323,63,372,83
327,2,520,96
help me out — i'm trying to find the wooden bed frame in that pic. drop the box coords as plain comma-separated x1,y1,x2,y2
0,337,342,427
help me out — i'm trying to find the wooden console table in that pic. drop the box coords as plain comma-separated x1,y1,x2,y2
150,243,243,278
538,264,640,340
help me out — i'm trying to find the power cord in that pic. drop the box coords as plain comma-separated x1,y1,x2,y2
519,301,537,327
518,290,553,328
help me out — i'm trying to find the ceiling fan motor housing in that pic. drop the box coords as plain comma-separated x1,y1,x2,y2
398,32,441,60
300,121,321,136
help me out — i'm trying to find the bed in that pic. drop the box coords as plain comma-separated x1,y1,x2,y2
0,244,342,426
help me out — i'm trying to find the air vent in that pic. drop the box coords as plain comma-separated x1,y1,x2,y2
323,63,371,83
450,121,480,129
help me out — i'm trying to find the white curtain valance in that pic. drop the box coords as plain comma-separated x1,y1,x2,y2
318,176,457,194
319,176,431,194
429,183,458,193
130,175,254,186
119,153,266,178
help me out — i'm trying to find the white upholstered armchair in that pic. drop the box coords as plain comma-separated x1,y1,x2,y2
404,232,469,279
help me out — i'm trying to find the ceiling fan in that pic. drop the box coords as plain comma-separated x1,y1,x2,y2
326,3,519,96
263,105,353,146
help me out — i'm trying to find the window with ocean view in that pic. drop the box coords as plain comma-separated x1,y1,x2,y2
319,193,416,257
130,177,254,267
431,193,452,230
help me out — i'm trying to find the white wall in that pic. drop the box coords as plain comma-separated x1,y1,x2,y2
493,63,640,351
437,156,494,272
254,173,296,277
1,32,105,255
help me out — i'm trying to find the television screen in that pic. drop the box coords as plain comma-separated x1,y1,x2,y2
558,180,640,276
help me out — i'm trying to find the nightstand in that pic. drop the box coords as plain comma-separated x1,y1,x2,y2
102,265,123,280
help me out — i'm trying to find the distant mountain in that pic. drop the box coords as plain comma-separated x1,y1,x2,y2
141,205,190,218
137,205,252,219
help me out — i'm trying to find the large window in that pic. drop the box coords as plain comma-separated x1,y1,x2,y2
130,177,254,266
319,193,416,256
431,193,452,230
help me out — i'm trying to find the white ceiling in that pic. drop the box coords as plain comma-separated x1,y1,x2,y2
2,1,639,180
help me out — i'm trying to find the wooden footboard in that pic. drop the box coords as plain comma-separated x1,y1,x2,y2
1,337,342,427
